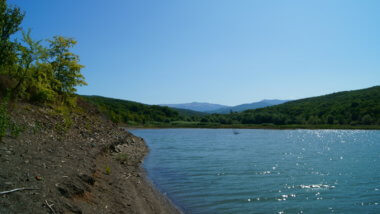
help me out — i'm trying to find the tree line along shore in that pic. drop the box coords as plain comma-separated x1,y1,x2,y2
83,85,380,130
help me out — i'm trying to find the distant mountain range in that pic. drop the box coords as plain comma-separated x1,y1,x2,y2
161,99,289,114
207,99,290,114
160,102,229,112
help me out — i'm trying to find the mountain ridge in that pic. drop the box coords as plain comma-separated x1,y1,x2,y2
161,99,289,114
207,99,289,114
160,102,229,112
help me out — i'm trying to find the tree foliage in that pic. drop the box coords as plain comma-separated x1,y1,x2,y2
0,0,86,105
82,96,185,124
212,86,380,126
0,0,24,69
48,36,86,96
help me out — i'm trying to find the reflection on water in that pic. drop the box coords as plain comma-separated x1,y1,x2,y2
131,129,380,214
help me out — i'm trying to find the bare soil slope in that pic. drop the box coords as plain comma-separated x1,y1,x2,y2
0,101,179,214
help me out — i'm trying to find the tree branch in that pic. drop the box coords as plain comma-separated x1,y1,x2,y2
0,187,39,195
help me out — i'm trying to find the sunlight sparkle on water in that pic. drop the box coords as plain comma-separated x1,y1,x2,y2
132,129,380,214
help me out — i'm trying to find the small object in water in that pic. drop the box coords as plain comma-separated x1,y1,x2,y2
233,130,240,135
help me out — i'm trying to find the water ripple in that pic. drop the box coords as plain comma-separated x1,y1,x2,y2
132,129,380,214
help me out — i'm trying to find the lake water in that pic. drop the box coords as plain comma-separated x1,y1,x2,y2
130,129,380,214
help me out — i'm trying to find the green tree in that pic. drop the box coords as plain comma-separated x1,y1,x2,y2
0,1,87,106
48,36,87,98
10,30,46,98
0,0,24,71
326,115,334,124
361,114,373,125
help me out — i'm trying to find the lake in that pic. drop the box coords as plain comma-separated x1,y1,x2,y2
130,129,380,214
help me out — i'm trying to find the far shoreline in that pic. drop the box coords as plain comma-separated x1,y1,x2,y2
124,124,380,131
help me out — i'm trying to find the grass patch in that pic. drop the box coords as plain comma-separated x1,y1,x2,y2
0,99,23,141
115,153,129,164
52,105,74,133
105,166,111,175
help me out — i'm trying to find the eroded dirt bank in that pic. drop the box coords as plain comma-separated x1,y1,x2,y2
0,101,179,214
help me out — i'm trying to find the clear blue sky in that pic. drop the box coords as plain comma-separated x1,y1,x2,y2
9,0,380,105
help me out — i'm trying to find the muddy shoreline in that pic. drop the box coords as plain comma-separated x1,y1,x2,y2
0,102,180,214
138,165,183,214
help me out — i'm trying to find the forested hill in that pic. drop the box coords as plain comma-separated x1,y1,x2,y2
83,86,380,128
232,86,380,125
81,95,203,125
